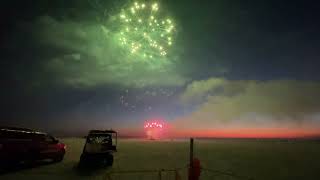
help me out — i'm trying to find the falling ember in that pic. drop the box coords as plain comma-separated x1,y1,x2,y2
144,120,166,140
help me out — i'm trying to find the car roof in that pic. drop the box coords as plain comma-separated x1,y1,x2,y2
0,126,47,135
89,130,117,134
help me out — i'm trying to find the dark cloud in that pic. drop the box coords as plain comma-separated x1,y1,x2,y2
1,0,320,134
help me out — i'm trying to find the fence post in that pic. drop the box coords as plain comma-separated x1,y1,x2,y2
158,169,162,180
175,169,181,180
189,138,194,180
190,138,194,166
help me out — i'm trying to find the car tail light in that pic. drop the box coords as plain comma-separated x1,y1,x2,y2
57,143,66,150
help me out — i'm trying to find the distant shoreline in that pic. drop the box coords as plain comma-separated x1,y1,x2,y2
57,136,320,142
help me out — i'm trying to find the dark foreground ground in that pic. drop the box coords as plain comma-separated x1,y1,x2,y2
1,138,319,180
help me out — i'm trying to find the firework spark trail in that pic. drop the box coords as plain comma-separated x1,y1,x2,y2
114,1,176,59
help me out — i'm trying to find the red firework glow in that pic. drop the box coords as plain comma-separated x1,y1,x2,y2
144,120,166,140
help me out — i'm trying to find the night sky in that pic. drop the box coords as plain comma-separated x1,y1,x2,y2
1,0,320,137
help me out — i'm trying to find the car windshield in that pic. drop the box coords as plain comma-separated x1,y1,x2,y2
87,134,111,144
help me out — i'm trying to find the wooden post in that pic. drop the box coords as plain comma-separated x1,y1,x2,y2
190,138,194,166
175,169,181,180
189,138,194,180
158,169,162,180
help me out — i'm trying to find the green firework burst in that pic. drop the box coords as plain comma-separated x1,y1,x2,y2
116,1,176,59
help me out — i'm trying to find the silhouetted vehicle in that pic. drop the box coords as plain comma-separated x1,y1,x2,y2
79,130,117,167
0,127,66,167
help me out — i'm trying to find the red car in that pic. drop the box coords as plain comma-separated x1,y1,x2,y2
0,127,66,167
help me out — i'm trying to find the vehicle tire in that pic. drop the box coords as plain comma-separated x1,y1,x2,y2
53,155,64,162
78,154,87,167
106,154,113,166
24,151,36,166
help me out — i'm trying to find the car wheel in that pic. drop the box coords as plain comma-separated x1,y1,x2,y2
78,154,87,167
53,155,64,162
105,154,113,166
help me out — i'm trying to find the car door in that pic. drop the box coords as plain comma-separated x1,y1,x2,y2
39,135,59,158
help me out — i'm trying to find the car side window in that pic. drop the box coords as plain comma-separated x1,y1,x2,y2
44,136,55,144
